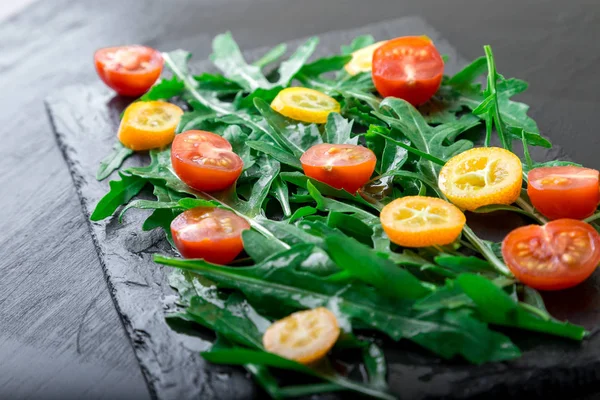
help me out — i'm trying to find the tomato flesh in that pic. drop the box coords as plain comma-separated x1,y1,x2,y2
372,36,444,106
171,131,244,192
527,166,599,220
300,144,376,193
502,219,600,290
94,45,163,96
171,207,250,264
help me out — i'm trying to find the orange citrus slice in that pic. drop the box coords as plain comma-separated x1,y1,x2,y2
262,307,340,365
118,101,183,151
270,87,340,124
438,147,523,211
380,196,466,247
344,41,387,76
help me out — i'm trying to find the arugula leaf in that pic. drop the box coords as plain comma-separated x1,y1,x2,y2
306,182,389,251
210,336,284,400
457,274,586,340
176,108,217,132
127,148,195,196
193,73,242,94
96,142,133,181
253,99,308,157
235,87,282,111
252,43,287,69
341,34,375,55
140,76,185,101
186,293,269,348
362,343,388,390
222,125,255,170
254,98,321,157
228,155,280,217
141,186,188,245
90,172,146,221
202,348,395,400
242,229,288,263
163,50,236,115
246,140,302,170
296,55,352,81
473,46,546,149
120,197,219,222
156,247,517,363
274,37,318,87
281,172,378,210
210,32,272,91
344,98,383,127
410,307,521,364
324,113,357,145
324,235,432,300
270,176,291,217
326,212,373,246
374,99,479,180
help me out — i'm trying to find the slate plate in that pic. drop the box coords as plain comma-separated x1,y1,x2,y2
46,16,600,400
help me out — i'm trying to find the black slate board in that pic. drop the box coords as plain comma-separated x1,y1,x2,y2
46,16,600,400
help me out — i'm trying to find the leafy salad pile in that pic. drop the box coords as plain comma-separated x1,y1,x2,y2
91,33,588,399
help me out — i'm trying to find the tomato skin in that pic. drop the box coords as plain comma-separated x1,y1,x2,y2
94,46,163,96
171,131,243,192
170,207,250,264
502,219,600,291
372,36,444,106
300,144,376,193
527,166,600,220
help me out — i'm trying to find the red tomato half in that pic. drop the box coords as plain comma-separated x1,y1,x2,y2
372,36,444,106
502,219,600,291
527,166,599,220
171,130,243,192
94,45,163,96
300,144,376,193
171,207,250,264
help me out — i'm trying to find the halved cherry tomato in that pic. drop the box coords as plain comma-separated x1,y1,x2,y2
118,101,183,151
171,131,243,192
262,307,340,365
502,219,600,290
170,207,250,264
271,87,340,124
300,143,376,193
94,45,163,96
380,196,466,247
527,166,599,220
372,36,444,106
344,41,387,76
438,147,523,211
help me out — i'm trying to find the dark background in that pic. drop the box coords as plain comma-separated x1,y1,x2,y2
1,0,599,399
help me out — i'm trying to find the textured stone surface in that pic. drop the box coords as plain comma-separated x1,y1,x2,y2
2,0,600,398
47,16,600,400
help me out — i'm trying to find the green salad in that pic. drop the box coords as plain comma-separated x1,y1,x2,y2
90,32,600,399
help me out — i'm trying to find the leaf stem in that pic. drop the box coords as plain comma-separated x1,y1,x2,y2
515,196,548,225
519,302,551,321
462,225,513,277
584,212,600,224
483,45,511,150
